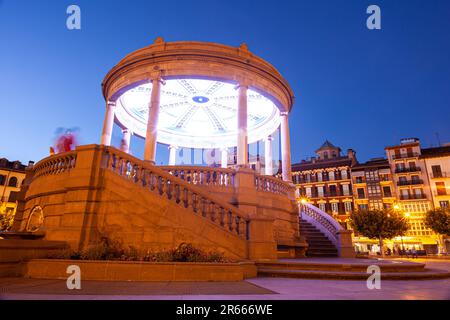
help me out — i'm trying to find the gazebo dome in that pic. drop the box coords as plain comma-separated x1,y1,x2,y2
100,38,295,181
101,38,294,149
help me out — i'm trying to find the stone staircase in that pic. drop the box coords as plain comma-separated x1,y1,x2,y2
299,218,338,257
256,259,450,280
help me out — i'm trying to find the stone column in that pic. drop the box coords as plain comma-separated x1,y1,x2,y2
144,77,163,163
121,129,132,153
168,145,178,166
221,148,229,168
280,112,292,182
264,135,273,176
100,101,116,146
237,84,248,166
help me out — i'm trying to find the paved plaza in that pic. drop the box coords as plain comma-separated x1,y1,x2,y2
1,259,449,300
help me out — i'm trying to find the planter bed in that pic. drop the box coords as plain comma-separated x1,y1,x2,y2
24,259,257,282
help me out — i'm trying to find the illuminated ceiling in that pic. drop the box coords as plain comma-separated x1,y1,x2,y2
115,78,281,149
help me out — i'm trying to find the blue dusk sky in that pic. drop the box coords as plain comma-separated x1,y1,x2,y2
0,0,449,165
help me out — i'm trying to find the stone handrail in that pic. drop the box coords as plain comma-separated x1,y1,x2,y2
33,152,77,178
255,175,292,196
159,166,235,189
299,203,343,247
102,148,249,240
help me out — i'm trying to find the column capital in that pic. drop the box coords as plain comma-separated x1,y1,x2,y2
168,145,179,150
265,135,274,142
280,111,289,117
107,101,116,107
122,128,133,135
148,70,166,85
234,79,250,90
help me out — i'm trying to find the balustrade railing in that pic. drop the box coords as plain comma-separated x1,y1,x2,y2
103,148,249,239
159,166,235,189
33,152,77,178
299,203,343,247
255,175,292,196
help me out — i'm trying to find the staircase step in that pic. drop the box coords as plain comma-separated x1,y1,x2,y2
299,219,338,257
257,268,450,280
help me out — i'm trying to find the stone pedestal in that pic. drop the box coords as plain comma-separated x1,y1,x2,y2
247,218,277,261
337,229,356,258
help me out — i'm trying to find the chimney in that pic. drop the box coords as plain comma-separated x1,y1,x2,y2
347,149,357,165
311,157,316,163
27,161,35,169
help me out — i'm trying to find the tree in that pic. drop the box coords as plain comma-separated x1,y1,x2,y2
350,209,409,257
425,208,450,255
0,209,15,232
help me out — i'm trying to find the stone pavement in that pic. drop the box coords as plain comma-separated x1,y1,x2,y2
0,259,449,300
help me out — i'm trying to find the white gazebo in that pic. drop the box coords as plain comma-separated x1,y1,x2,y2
100,38,295,181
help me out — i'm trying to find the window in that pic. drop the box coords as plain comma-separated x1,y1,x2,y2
432,165,443,178
329,171,335,181
329,185,337,196
8,177,18,187
355,176,364,183
318,186,324,197
406,147,413,157
344,202,352,212
342,184,350,196
331,203,339,213
319,203,326,212
414,189,423,197
0,175,5,185
436,182,447,196
400,189,409,199
383,186,392,197
357,188,365,199
440,201,449,209
341,170,348,180
359,204,368,211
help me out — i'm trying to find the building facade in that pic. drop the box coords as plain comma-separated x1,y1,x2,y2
0,158,28,222
351,158,396,212
421,144,450,210
292,141,357,223
293,138,449,254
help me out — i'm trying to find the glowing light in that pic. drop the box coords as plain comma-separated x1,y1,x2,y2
393,204,400,210
300,198,308,204
115,78,281,148
405,212,411,218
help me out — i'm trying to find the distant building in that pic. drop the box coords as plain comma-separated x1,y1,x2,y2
292,141,357,223
0,158,28,220
420,144,450,210
385,138,442,253
351,158,396,211
293,138,449,255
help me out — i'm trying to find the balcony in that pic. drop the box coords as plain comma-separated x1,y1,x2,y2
400,194,427,200
308,192,352,198
397,179,424,186
431,172,449,179
433,191,448,197
392,152,419,160
395,167,421,174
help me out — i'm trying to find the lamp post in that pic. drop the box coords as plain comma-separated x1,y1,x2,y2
394,204,406,254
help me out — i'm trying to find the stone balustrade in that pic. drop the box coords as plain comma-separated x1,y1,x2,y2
33,152,77,178
159,166,235,189
255,175,292,196
103,148,249,240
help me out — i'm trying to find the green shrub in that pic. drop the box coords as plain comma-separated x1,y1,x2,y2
47,240,229,263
